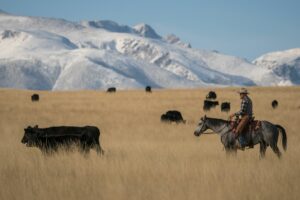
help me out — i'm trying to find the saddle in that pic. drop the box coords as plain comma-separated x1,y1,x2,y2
230,117,261,134
230,117,261,149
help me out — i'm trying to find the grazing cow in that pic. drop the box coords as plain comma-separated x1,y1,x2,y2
272,100,278,109
206,91,217,100
161,110,186,123
221,102,231,112
31,94,39,102
107,87,116,93
203,100,219,111
145,86,152,93
21,125,104,155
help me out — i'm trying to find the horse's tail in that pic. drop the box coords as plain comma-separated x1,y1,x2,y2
276,124,287,151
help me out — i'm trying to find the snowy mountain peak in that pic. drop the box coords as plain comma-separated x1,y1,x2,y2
164,34,191,48
81,21,161,40
81,20,134,34
165,34,180,44
133,23,161,39
254,48,300,65
0,9,9,15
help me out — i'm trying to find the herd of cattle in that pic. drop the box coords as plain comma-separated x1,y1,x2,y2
203,91,230,112
26,89,279,155
106,86,152,93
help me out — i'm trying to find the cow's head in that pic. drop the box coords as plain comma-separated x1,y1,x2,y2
161,114,168,121
21,125,39,147
194,115,209,137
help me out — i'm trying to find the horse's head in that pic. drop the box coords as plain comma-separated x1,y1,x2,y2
194,115,209,137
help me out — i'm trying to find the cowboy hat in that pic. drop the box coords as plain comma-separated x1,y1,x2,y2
237,88,249,94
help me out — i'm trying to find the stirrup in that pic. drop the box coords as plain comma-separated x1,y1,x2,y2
235,139,245,151
237,145,245,151
248,143,254,149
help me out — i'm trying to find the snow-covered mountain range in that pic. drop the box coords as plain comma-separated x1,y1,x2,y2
253,48,300,85
0,10,299,90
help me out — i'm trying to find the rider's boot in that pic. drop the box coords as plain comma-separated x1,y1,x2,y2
248,140,254,149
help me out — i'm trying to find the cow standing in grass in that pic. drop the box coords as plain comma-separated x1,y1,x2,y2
21,125,104,155
221,102,230,112
107,87,116,93
31,94,39,102
206,91,217,100
145,86,152,93
272,100,278,109
161,110,186,124
203,100,219,111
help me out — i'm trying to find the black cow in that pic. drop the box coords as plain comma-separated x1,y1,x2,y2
203,100,219,111
31,94,39,102
107,87,116,93
145,86,152,93
272,100,278,109
161,110,186,124
206,91,217,100
21,125,104,155
221,102,231,112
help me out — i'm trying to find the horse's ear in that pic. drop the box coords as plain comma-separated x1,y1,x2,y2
34,125,38,128
204,115,207,120
200,117,203,121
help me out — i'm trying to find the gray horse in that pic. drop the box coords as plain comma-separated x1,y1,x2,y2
194,115,287,158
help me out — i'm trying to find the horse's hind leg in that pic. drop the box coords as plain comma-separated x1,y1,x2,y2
259,142,267,159
270,144,282,159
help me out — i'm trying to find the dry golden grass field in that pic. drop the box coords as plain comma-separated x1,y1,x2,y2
0,87,300,200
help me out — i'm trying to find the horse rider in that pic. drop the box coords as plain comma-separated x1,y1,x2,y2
230,88,253,149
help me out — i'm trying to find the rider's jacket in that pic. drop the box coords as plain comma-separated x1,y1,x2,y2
235,95,253,117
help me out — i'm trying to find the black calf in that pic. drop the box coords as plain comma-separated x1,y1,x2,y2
31,94,39,102
206,91,217,100
221,102,230,112
272,100,278,109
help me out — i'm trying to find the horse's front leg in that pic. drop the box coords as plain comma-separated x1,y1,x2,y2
225,146,237,157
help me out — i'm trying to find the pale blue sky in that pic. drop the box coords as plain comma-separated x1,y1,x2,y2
1,0,299,60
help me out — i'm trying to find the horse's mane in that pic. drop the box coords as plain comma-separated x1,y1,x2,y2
206,117,229,123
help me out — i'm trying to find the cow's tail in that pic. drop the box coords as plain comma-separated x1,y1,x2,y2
276,124,287,151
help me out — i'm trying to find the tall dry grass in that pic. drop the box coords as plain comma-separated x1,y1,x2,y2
0,87,299,200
